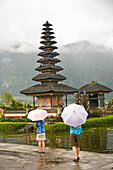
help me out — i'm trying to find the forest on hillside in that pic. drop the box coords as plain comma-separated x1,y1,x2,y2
0,41,113,101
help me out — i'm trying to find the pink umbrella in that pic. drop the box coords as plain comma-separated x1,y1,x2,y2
27,109,48,121
0,108,4,113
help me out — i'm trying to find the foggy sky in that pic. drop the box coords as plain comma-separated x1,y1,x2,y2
0,0,113,52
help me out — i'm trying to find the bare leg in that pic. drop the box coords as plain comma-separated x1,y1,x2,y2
72,146,77,159
38,141,41,152
42,140,45,152
77,147,80,158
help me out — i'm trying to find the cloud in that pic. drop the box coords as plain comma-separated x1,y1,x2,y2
8,41,37,53
2,57,13,66
0,0,113,52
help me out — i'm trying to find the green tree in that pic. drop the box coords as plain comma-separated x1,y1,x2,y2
107,99,112,108
0,92,13,106
81,90,88,110
111,98,113,108
75,90,82,105
0,102,4,108
10,98,18,109
23,100,26,109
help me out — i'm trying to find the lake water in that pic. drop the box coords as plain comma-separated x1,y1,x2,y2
0,126,113,153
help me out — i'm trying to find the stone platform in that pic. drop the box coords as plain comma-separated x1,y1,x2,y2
0,143,113,170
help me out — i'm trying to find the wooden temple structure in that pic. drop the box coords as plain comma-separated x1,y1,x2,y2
20,21,77,115
79,81,112,109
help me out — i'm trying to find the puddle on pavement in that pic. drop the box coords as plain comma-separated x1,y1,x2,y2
38,154,63,167
45,161,60,165
38,159,61,167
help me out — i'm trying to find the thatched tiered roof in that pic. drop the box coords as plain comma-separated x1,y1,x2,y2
20,21,77,96
20,84,77,95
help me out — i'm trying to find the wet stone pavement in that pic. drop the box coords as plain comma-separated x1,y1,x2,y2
0,143,113,170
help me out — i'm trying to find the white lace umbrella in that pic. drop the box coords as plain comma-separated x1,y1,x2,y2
61,103,88,127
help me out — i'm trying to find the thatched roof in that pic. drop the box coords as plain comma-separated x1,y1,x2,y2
20,21,78,97
32,73,66,81
39,45,58,50
40,40,57,45
41,35,55,39
35,65,63,71
41,31,54,35
20,83,78,95
38,51,59,57
79,81,112,93
37,57,61,63
42,27,53,31
43,21,52,27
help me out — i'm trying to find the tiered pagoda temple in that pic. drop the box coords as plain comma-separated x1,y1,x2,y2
20,21,77,115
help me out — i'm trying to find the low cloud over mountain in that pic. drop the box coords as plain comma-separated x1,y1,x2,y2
0,40,113,99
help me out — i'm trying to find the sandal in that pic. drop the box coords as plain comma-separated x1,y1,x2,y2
38,151,41,154
73,158,79,162
77,157,80,161
42,152,45,154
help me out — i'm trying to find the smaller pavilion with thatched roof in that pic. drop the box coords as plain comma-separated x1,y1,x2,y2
79,81,112,109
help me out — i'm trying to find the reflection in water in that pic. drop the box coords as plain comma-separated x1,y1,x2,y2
37,154,60,167
45,127,113,153
38,154,45,167
73,162,80,170
0,132,36,145
81,128,108,153
0,127,113,153
26,133,35,144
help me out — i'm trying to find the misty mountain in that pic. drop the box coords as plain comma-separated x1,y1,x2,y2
60,41,113,88
0,40,113,100
0,52,37,96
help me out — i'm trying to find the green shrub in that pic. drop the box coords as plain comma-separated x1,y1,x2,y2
0,122,27,131
0,117,32,122
45,116,113,132
89,108,105,118
83,115,113,128
0,115,113,132
45,122,69,132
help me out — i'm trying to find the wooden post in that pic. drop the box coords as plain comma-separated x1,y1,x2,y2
33,96,35,109
65,95,67,106
98,94,100,107
50,95,53,108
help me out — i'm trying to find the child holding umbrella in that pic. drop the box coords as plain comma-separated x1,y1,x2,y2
27,108,48,154
36,120,46,154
